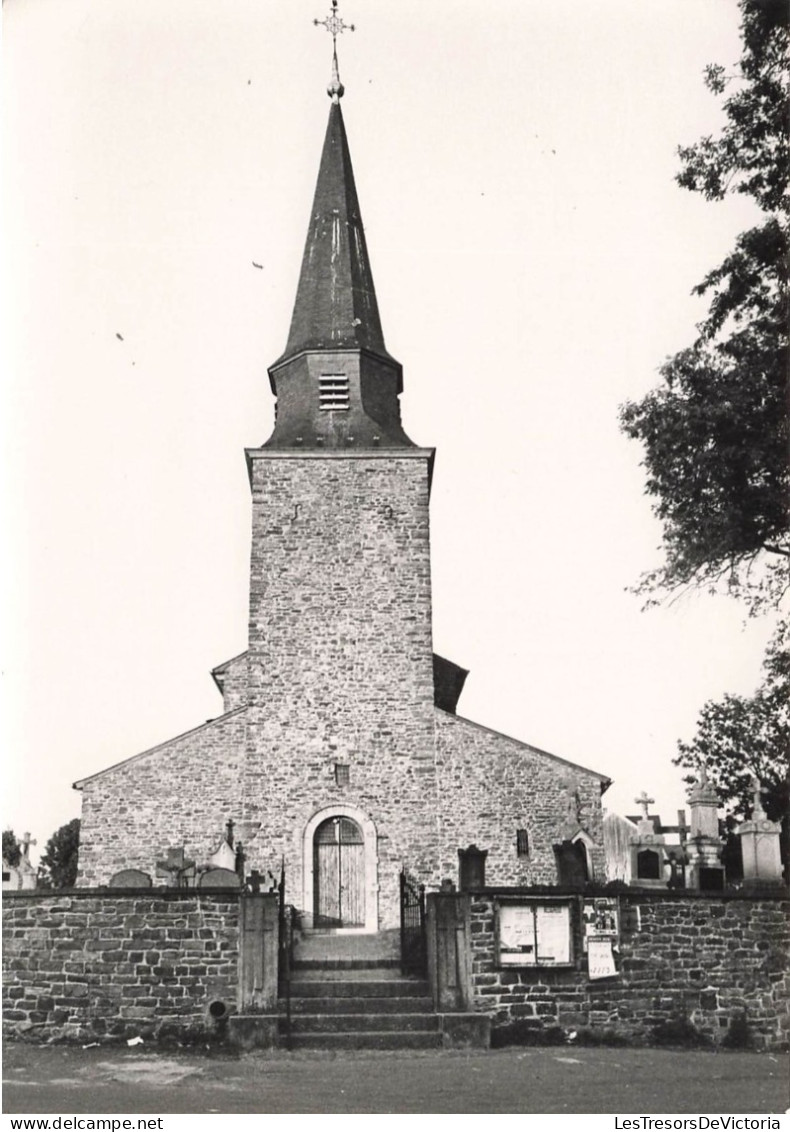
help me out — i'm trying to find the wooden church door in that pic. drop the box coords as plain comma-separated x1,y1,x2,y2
313,816,365,927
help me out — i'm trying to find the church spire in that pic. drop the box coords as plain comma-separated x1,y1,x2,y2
280,100,391,362
279,3,389,363
265,5,413,450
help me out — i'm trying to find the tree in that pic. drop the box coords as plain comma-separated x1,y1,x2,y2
39,818,80,889
674,622,789,871
621,1,789,868
619,0,789,613
2,829,21,867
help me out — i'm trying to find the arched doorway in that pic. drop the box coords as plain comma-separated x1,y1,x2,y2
302,804,378,932
313,815,365,928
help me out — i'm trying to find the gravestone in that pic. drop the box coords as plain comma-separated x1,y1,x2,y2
108,869,152,888
666,851,685,889
199,867,242,888
207,836,236,872
685,767,724,890
737,776,783,887
628,791,668,887
155,847,196,888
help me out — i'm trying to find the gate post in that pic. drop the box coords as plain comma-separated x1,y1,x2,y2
238,893,279,1010
426,892,472,1011
229,893,280,1048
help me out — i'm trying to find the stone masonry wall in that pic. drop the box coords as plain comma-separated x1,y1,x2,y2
242,453,438,928
77,709,246,886
214,653,249,713
468,891,789,1050
435,710,607,884
3,891,239,1041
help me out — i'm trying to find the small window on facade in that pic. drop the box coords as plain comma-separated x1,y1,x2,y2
319,374,350,411
2,871,10,883
334,763,350,787
516,829,529,856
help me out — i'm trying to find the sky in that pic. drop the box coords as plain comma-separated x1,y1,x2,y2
2,0,776,861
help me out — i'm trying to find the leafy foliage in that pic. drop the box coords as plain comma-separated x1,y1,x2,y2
2,829,21,867
39,818,80,889
622,2,789,866
675,1,788,213
620,0,789,612
674,621,789,866
650,1013,713,1049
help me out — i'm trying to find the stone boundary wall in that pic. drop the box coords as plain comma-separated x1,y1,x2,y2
468,889,789,1051
3,890,240,1041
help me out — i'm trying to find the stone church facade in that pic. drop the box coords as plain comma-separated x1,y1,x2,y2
75,92,610,930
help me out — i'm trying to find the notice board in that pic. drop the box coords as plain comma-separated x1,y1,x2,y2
496,900,572,966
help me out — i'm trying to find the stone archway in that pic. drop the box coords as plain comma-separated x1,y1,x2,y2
302,804,378,932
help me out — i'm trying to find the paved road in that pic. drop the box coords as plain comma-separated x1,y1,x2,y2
3,1042,788,1115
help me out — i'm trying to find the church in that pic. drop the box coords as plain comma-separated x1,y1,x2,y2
74,18,610,931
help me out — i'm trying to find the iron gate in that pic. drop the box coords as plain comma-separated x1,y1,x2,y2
277,861,295,1049
399,869,427,976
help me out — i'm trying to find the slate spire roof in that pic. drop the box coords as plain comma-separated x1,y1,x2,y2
263,26,412,449
279,101,394,364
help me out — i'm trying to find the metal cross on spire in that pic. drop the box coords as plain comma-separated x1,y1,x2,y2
314,0,355,103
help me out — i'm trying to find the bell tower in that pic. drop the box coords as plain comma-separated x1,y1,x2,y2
266,101,414,452
265,101,414,452
242,11,439,929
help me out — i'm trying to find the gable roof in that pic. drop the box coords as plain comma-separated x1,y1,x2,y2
435,706,611,790
72,707,246,789
210,651,247,695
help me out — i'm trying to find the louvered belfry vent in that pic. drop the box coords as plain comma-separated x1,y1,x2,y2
319,374,350,411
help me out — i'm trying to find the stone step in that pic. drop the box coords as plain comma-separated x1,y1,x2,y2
287,1012,439,1034
288,965,408,982
293,958,401,971
288,978,430,998
294,929,400,964
287,1030,442,1051
289,994,434,1015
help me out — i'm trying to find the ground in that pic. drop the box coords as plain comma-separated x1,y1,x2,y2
3,1043,788,1115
